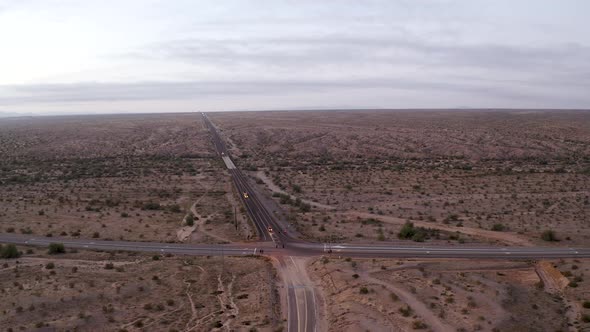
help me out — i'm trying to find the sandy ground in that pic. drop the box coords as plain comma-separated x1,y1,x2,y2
210,110,590,246
0,246,279,331
307,256,581,331
0,114,250,244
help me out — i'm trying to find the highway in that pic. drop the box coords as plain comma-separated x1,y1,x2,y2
2,233,590,259
2,113,589,332
203,113,292,246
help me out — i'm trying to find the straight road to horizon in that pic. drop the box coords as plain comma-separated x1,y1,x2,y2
2,113,588,332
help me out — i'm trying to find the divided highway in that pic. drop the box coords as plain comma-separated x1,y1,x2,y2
203,113,291,246
2,113,589,332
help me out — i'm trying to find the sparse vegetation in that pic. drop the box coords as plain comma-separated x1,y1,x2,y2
48,243,66,254
541,230,558,242
0,244,20,259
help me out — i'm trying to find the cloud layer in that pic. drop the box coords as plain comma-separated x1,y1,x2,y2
0,0,589,113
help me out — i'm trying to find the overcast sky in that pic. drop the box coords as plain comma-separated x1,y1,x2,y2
0,0,589,114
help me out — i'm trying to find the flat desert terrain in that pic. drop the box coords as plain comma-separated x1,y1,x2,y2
1,111,589,332
0,114,254,244
211,110,590,246
309,255,590,331
0,245,277,331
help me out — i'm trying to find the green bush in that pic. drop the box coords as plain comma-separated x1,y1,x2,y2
399,305,413,317
412,320,428,329
359,287,369,294
491,223,506,231
48,243,66,254
583,301,590,309
186,214,195,226
0,244,21,259
541,230,558,242
398,222,433,242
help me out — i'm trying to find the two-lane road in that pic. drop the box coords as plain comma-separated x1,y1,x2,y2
3,233,590,259
3,113,588,332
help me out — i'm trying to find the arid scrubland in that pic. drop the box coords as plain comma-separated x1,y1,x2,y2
210,110,590,245
0,245,277,331
309,255,590,331
0,114,249,243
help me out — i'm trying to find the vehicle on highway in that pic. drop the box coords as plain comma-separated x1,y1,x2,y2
243,192,249,198
268,226,273,233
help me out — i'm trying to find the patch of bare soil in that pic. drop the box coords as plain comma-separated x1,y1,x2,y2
308,257,575,331
211,110,590,246
0,114,248,243
0,246,277,331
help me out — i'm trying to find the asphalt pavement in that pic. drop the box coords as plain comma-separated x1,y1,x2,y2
2,113,588,332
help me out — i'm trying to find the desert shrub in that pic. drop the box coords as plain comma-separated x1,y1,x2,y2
359,287,369,294
104,262,114,270
412,320,428,329
399,305,413,317
352,274,359,279
92,232,100,238
142,202,161,210
120,212,129,218
583,300,590,309
186,214,195,226
582,314,590,323
398,222,433,242
0,244,20,259
491,223,506,231
167,204,181,213
45,262,55,269
541,230,558,242
299,202,311,213
48,243,65,254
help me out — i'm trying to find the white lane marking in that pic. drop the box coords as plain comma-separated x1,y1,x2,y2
254,248,257,255
303,279,309,332
84,245,88,248
426,251,430,254
310,283,317,332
